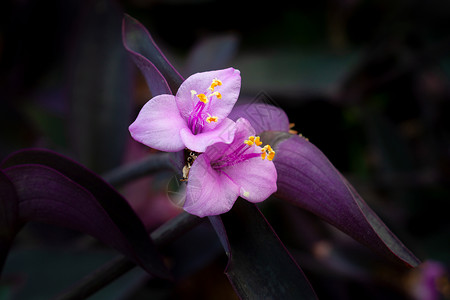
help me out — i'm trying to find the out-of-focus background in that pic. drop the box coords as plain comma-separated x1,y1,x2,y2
1,0,449,299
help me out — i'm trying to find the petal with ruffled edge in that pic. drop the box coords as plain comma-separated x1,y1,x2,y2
184,154,240,217
176,68,241,122
129,95,188,152
180,118,237,153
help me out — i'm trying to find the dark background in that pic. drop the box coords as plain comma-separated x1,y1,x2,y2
1,0,449,299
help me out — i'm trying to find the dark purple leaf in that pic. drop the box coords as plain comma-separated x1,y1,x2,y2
0,171,19,274
228,103,290,135
67,0,131,173
209,199,318,299
265,132,420,268
1,149,170,279
122,14,184,95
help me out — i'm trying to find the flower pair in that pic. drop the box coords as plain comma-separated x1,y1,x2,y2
129,68,277,217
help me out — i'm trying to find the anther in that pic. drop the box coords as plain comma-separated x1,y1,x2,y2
206,116,218,123
244,136,255,146
244,136,263,147
261,145,275,161
208,78,222,91
253,136,262,146
197,93,208,104
211,91,222,99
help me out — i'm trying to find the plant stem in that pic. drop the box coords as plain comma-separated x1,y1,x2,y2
54,212,203,300
102,152,174,187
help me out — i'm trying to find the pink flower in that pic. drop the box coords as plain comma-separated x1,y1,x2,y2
129,68,241,152
183,118,277,217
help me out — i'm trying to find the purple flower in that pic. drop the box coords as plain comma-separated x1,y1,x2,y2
129,68,241,152
183,118,277,217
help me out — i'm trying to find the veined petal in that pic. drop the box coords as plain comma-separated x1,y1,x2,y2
224,154,277,203
219,118,277,202
129,95,188,152
176,68,241,120
180,118,237,153
184,154,240,217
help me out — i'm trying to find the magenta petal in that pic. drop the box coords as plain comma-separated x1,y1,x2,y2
180,118,237,153
224,155,277,203
129,95,188,152
228,103,290,134
184,154,240,217
176,68,241,120
217,118,277,202
273,134,420,267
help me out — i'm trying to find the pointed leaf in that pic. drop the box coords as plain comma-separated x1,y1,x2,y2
228,103,290,134
1,149,170,279
209,199,318,299
122,14,184,95
0,171,19,275
265,132,420,267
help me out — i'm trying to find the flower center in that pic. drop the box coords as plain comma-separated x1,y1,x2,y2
211,135,275,170
187,78,222,134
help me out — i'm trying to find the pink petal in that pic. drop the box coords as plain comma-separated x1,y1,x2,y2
129,95,188,152
180,118,237,153
184,154,240,217
176,68,241,121
223,147,278,203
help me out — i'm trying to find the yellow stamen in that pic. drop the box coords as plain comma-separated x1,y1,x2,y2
190,90,197,99
206,116,218,123
244,136,255,146
208,78,222,91
211,91,222,99
244,135,263,147
197,93,208,104
254,136,262,146
261,144,276,161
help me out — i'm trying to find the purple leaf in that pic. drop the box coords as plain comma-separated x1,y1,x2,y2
266,132,420,268
122,14,184,96
228,103,290,135
209,199,318,299
1,149,170,279
0,171,19,274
